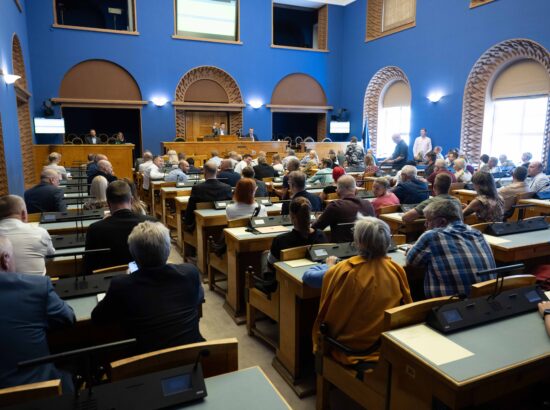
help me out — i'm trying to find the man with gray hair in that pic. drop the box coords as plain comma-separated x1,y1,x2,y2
0,235,75,390
282,149,299,169
0,195,55,275
406,199,496,298
218,159,241,187
427,158,456,187
92,221,204,354
312,175,374,242
391,165,429,204
281,171,322,215
527,161,550,193
184,160,232,231
24,168,67,213
453,157,472,183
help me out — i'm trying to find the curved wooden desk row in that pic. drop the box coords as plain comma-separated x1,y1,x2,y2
33,144,135,182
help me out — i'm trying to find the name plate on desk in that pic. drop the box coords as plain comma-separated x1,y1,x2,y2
427,285,548,334
250,214,293,228
40,209,105,223
214,198,273,210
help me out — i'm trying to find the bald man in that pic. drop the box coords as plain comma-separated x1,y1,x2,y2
0,195,55,275
87,155,113,186
528,161,550,193
165,160,190,183
217,159,241,187
24,168,67,213
0,235,74,390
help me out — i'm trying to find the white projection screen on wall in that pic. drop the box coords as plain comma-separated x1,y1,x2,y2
176,0,238,41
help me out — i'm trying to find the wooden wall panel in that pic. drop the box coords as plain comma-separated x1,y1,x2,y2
17,100,35,188
163,141,288,161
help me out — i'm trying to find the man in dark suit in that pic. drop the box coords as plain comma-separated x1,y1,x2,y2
24,169,67,213
85,129,99,144
217,159,241,187
92,221,204,354
184,161,232,231
253,156,278,180
87,159,118,187
242,127,257,141
0,236,75,389
241,166,269,197
84,180,155,274
282,171,322,215
392,165,430,205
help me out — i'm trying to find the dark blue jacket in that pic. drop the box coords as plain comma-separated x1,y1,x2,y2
281,190,322,215
392,179,429,205
217,170,241,187
24,183,67,213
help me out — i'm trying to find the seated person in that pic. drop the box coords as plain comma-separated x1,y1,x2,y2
371,177,400,216
143,155,165,190
209,150,222,167
478,154,490,172
43,152,68,180
87,154,107,180
271,154,284,174
498,166,529,215
328,150,339,168
308,158,334,185
0,195,55,275
84,181,156,274
453,158,472,183
426,159,456,187
499,154,515,168
167,150,179,167
92,222,204,354
276,158,300,199
424,151,437,178
302,256,339,289
124,178,147,215
24,169,67,213
165,160,189,184
402,173,460,223
311,217,412,365
226,178,268,221
184,161,232,231
521,152,532,169
463,172,504,222
312,175,374,242
87,155,112,186
187,157,201,174
528,161,550,193
281,171,322,215
380,134,408,170
234,154,253,175
83,172,108,210
282,149,299,169
267,197,327,268
253,156,278,180
217,159,241,187
320,166,346,201
300,150,319,166
0,236,75,390
487,157,502,174
241,166,268,197
407,199,496,298
362,154,379,176
137,151,153,172
391,165,429,204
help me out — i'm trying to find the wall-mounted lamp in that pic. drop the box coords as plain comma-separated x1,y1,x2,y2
427,92,444,103
1,73,21,85
151,96,168,107
249,99,263,109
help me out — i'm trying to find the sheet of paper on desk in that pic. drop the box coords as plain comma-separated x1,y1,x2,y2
390,324,474,365
286,258,317,268
483,235,511,245
255,226,289,234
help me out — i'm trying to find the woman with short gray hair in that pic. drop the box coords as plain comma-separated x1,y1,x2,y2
128,221,171,268
311,216,412,366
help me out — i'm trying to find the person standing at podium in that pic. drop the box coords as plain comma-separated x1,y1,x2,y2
243,127,257,141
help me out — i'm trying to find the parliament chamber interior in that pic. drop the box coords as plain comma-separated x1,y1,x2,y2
1,0,550,409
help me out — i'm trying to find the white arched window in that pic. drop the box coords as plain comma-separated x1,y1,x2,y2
377,80,411,157
482,60,550,162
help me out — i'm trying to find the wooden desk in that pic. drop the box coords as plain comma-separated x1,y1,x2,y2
518,198,550,218
37,219,97,235
175,196,190,249
33,144,135,183
162,141,289,162
161,186,192,225
46,246,85,278
452,189,477,204
380,212,426,240
273,251,409,397
149,180,176,219
382,311,550,409
483,227,550,263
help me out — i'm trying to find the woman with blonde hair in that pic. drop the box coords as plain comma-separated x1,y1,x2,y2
167,150,178,167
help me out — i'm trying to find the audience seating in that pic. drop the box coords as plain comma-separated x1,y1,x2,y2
470,274,537,298
315,297,449,410
378,205,401,215
0,380,62,407
109,338,238,381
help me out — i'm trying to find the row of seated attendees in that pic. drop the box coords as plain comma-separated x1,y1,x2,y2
1,141,549,396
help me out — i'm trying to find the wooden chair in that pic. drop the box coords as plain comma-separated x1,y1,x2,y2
109,338,238,382
92,264,129,275
27,213,41,223
449,182,465,192
378,205,400,215
316,297,449,410
506,191,536,221
165,190,191,229
391,234,406,245
183,202,214,263
207,217,248,295
470,275,537,298
0,379,61,407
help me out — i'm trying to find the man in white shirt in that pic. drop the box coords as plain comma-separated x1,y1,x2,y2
138,152,154,173
433,146,444,161
143,156,165,190
209,151,222,167
165,160,189,183
0,195,55,275
219,122,227,136
528,161,550,193
235,154,253,175
413,128,432,161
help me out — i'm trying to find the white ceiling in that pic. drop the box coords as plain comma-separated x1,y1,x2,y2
274,0,356,8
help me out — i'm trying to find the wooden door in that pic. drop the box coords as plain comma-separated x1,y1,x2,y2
185,112,228,139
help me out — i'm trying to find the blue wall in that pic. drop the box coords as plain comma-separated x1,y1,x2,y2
25,0,344,154
340,0,550,161
0,0,34,196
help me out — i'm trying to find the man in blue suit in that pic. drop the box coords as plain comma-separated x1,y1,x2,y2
0,236,75,390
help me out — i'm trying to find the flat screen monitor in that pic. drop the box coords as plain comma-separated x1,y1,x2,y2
34,118,65,134
330,121,350,134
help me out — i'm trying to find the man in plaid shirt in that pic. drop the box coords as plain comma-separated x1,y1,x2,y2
406,199,496,298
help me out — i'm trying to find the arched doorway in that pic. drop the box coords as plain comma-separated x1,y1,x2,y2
12,34,35,188
268,73,331,141
53,59,146,155
363,66,410,155
174,66,244,140
460,39,550,165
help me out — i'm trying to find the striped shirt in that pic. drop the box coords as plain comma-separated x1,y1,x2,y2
406,221,496,298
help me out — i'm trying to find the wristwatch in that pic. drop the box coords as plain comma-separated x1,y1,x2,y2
544,309,550,319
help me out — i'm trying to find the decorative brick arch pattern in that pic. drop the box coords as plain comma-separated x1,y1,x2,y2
12,34,35,188
0,114,8,195
175,66,243,137
460,39,550,166
362,66,410,154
